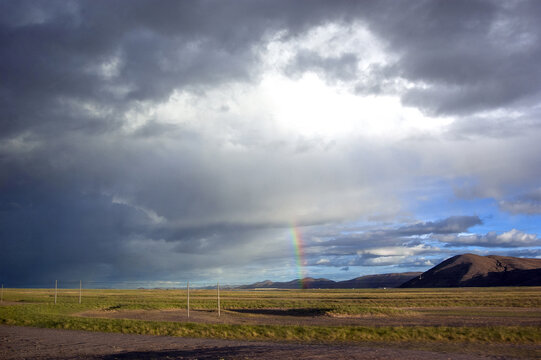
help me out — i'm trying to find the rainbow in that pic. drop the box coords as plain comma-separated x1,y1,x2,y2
291,224,307,289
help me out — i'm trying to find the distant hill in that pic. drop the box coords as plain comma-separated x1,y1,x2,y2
339,272,423,289
237,272,422,289
400,254,541,288
237,277,334,289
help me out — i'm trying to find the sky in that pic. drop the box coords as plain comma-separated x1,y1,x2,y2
1,0,541,288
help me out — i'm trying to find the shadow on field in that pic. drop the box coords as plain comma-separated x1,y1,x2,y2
101,346,269,359
230,308,331,316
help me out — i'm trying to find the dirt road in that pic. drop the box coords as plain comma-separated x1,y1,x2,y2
1,325,537,359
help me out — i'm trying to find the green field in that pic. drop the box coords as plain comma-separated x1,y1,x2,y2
1,287,540,350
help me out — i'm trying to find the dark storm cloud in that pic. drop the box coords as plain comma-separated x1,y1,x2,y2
396,216,482,236
0,168,288,285
499,188,541,215
374,0,541,115
0,0,258,138
280,1,541,118
2,1,540,137
0,0,377,139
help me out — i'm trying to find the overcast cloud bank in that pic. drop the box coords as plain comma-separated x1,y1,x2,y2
1,0,541,286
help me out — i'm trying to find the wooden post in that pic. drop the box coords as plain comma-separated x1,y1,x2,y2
217,282,220,317
1,284,3,303
187,281,190,318
54,280,57,305
79,280,82,304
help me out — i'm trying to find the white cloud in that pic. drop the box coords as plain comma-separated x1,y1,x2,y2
436,229,540,248
357,244,435,257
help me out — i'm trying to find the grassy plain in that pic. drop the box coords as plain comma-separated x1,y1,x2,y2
1,287,540,353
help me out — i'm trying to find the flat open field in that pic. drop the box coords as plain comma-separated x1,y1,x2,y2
1,287,540,359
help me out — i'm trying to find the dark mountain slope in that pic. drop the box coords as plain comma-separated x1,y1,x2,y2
237,277,336,289
400,254,541,288
237,272,421,289
338,272,422,289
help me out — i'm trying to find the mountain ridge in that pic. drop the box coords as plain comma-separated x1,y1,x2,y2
237,272,422,289
400,253,541,288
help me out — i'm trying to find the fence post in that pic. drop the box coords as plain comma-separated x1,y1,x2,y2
187,280,190,318
79,280,82,304
217,282,220,317
1,284,3,303
54,280,57,305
